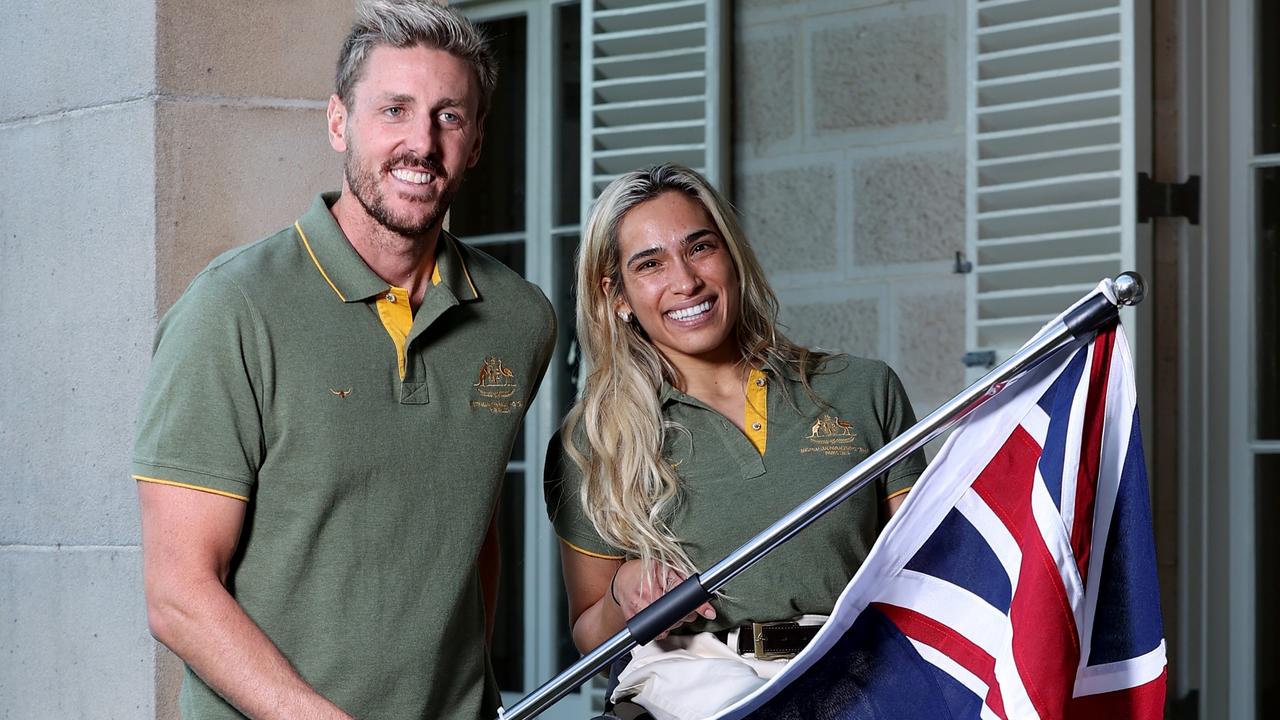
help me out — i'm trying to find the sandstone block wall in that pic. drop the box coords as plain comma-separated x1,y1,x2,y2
733,0,968,415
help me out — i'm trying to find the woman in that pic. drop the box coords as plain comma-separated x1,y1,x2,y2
544,164,926,719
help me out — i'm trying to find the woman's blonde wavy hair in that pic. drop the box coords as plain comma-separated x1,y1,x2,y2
561,163,826,577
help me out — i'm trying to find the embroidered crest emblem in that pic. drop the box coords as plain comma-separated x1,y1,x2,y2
471,356,523,413
330,387,353,399
474,356,518,398
802,415,868,456
807,415,855,443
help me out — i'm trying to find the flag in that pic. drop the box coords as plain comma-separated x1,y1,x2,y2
713,310,1166,719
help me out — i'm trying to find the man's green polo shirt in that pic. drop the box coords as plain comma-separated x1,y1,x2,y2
133,193,555,720
545,356,925,632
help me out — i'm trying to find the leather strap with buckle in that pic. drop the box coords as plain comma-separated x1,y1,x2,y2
717,621,821,661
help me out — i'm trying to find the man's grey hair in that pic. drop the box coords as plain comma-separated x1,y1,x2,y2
336,0,498,118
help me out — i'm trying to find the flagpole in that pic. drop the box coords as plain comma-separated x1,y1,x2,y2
498,273,1146,720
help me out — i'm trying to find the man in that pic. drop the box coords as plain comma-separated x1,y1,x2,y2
133,2,555,718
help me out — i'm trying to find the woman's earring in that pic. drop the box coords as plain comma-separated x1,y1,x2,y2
618,310,632,324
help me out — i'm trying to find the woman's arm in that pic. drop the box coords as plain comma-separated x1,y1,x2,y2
560,545,627,653
886,492,908,517
558,543,716,653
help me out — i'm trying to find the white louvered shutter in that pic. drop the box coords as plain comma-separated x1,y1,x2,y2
581,0,729,207
965,0,1149,372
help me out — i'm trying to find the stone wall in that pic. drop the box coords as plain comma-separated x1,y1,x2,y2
1,2,342,717
1,4,161,717
733,0,968,415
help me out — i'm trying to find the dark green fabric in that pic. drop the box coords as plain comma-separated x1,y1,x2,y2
133,193,556,720
545,356,925,632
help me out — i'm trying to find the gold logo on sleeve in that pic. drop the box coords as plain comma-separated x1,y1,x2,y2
471,356,523,413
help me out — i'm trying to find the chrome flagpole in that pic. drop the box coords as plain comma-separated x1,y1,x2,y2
498,273,1146,720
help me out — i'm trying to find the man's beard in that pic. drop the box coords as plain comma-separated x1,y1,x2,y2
344,148,459,237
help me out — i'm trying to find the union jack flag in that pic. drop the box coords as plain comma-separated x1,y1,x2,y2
714,317,1166,719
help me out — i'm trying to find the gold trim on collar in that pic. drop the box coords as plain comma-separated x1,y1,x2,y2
442,233,479,298
375,286,412,379
745,368,769,455
295,222,346,301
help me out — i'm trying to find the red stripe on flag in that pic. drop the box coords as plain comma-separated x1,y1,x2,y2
1072,327,1115,584
1065,670,1168,720
974,426,1081,718
875,602,1008,720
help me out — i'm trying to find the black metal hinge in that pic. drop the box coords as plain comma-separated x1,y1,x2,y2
1137,172,1201,225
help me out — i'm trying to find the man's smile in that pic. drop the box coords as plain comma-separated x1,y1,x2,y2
390,168,436,185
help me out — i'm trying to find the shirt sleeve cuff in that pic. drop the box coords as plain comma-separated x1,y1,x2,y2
131,461,252,501
556,533,625,560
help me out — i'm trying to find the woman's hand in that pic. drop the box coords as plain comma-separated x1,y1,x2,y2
609,559,716,638
559,545,717,653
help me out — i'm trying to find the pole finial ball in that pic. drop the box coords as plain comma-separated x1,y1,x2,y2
1114,272,1146,306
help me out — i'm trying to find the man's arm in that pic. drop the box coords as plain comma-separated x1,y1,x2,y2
478,505,500,646
138,482,352,720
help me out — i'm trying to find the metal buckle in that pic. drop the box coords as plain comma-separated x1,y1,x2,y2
751,621,801,661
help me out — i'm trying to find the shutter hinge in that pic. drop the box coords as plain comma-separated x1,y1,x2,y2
1172,689,1199,720
1137,172,1200,225
963,351,996,368
953,251,973,274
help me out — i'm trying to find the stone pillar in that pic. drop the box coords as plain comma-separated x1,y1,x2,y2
2,2,346,716
153,0,347,312
732,0,968,416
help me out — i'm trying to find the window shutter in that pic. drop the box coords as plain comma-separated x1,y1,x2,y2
965,0,1147,369
581,0,729,209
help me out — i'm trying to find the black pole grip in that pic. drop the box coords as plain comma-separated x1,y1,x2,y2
1062,292,1118,339
625,575,713,645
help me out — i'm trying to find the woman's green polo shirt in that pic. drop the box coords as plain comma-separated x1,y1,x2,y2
545,356,926,633
132,193,556,719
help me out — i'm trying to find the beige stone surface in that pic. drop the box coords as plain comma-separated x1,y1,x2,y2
156,0,352,99
155,101,338,313
895,281,965,409
737,0,797,13
0,2,156,122
811,14,948,132
736,165,838,275
155,644,184,720
853,149,964,266
780,295,880,358
734,28,798,151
